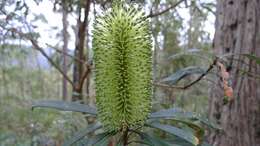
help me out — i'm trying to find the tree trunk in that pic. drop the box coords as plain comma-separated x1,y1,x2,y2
208,0,260,146
62,0,69,101
72,0,91,101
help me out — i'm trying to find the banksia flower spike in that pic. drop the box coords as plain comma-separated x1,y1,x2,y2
93,1,152,132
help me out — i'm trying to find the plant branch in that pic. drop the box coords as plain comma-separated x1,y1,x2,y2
154,57,218,90
147,0,185,18
122,128,129,146
78,60,92,91
46,44,88,65
46,43,93,91
9,28,74,86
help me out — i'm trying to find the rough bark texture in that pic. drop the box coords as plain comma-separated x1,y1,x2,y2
208,0,260,146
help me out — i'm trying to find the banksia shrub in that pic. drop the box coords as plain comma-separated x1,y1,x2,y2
93,2,152,132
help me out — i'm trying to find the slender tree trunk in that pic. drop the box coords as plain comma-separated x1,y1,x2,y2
62,0,69,101
208,0,260,146
72,0,91,101
152,1,159,100
1,68,9,96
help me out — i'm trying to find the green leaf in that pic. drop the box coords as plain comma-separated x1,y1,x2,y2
146,122,199,146
160,66,206,85
149,108,194,119
80,131,115,146
196,116,220,130
243,54,260,65
149,108,220,130
32,100,97,115
63,123,102,146
134,131,172,146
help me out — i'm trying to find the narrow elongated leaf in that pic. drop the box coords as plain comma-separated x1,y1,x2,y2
160,66,206,85
149,108,194,119
32,100,97,115
134,130,172,146
149,108,220,130
243,54,260,65
63,123,102,146
165,118,204,139
146,122,199,146
195,116,220,130
169,138,212,146
80,131,114,146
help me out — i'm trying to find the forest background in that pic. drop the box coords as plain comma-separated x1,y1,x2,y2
1,0,260,146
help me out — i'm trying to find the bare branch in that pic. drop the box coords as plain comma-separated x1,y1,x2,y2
201,5,216,16
147,0,185,18
46,44,88,65
9,28,74,86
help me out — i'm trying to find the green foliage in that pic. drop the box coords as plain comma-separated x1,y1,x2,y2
93,2,152,132
160,66,207,85
0,0,218,145
32,100,97,115
32,99,216,145
134,131,172,146
146,122,199,145
63,123,102,146
0,96,88,146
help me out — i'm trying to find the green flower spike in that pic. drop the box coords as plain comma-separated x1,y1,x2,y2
93,2,152,132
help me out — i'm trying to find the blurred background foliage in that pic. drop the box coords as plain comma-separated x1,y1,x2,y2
0,0,216,145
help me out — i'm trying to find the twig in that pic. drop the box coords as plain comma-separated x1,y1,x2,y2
9,28,74,86
154,57,218,90
147,0,185,18
46,43,93,91
201,4,216,15
46,43,88,65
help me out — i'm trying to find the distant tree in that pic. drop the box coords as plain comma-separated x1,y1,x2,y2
61,0,69,101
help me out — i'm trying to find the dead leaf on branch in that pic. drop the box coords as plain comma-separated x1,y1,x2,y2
216,61,234,101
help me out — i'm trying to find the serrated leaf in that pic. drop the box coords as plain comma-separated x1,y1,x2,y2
160,66,206,85
146,122,199,146
32,100,97,115
63,123,102,146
